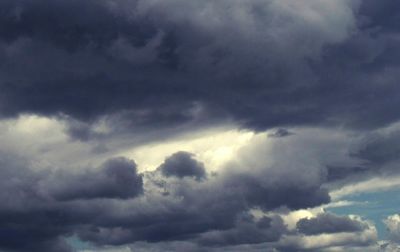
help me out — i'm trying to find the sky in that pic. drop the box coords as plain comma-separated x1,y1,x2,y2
1,0,400,251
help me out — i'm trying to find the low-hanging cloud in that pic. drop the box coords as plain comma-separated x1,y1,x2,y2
1,0,400,251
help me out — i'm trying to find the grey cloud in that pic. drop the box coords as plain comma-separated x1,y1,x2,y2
0,0,398,136
197,215,286,247
158,151,206,181
274,214,376,252
268,128,294,138
0,152,286,252
325,127,400,182
0,0,399,136
0,148,375,252
326,165,369,182
0,143,332,252
322,125,400,183
296,213,366,235
0,0,155,50
47,157,143,200
0,0,374,134
0,155,142,251
0,155,71,252
1,0,400,251
351,130,400,167
224,173,330,211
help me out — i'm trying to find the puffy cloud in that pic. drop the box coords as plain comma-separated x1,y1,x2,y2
268,128,294,138
277,216,377,251
158,151,206,180
351,126,400,169
0,0,399,135
196,216,286,246
1,0,399,136
0,154,143,251
2,0,400,251
0,0,367,133
0,127,349,251
384,214,400,243
296,213,366,235
47,157,143,200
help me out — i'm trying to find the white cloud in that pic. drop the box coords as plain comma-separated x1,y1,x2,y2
278,224,377,251
384,214,400,243
121,127,255,172
330,176,400,200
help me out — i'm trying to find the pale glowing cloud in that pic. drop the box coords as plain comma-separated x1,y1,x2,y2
121,127,255,172
384,214,400,242
278,224,377,250
281,209,317,230
330,176,400,200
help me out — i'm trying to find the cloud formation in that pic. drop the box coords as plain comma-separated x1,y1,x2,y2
47,157,143,200
1,0,400,251
296,213,366,235
158,151,206,180
0,0,376,131
384,214,400,243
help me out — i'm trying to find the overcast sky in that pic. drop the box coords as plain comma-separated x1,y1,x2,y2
1,0,400,251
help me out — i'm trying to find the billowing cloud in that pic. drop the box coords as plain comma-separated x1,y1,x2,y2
0,0,373,132
0,0,399,135
1,0,400,251
196,216,286,247
296,213,366,235
47,157,143,200
0,0,399,136
384,214,400,243
158,151,206,180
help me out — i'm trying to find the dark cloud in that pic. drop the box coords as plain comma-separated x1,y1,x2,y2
0,0,155,50
0,155,143,251
0,147,329,252
0,155,71,252
326,165,369,182
324,128,400,183
47,157,143,200
1,0,400,134
64,119,102,142
322,126,400,183
197,215,286,247
224,173,330,211
268,128,294,138
296,213,366,235
1,0,400,251
351,130,400,167
158,151,206,181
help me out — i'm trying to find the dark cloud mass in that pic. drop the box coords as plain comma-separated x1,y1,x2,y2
197,215,286,247
224,173,330,211
158,151,206,180
0,149,331,252
0,155,143,251
296,213,366,235
0,0,398,132
268,128,294,138
48,157,143,200
1,0,400,251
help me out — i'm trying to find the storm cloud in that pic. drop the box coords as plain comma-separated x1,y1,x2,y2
158,151,206,180
0,0,391,132
1,0,400,251
47,157,143,200
296,213,366,235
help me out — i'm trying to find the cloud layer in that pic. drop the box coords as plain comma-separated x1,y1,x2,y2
1,0,400,251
